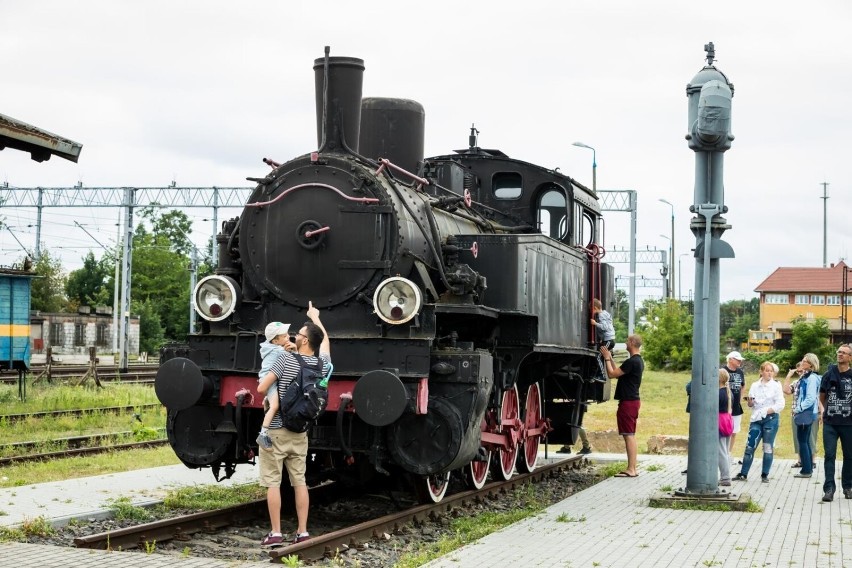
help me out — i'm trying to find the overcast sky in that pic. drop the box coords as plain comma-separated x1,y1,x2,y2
1,1,850,302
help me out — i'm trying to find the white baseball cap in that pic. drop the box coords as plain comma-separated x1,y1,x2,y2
264,322,290,342
726,351,744,362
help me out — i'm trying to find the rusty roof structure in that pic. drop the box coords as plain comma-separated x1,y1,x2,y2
0,112,82,163
754,261,848,293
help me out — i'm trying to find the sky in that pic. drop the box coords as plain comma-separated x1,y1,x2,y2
1,1,850,302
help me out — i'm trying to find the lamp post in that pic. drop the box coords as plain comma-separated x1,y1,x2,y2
572,141,596,193
659,198,675,298
659,234,671,299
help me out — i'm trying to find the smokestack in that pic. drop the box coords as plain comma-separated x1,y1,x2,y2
313,48,365,153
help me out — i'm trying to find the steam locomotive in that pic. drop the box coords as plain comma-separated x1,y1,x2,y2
155,48,614,502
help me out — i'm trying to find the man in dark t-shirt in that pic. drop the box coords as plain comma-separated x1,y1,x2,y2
723,351,746,453
819,344,852,502
601,334,644,477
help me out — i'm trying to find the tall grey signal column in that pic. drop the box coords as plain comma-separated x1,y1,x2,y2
684,43,736,495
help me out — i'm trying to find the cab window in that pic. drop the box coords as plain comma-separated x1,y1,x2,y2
493,172,522,199
537,187,569,241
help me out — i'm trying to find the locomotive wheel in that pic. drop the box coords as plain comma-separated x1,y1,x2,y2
416,472,451,503
518,382,542,473
493,386,519,481
464,418,491,490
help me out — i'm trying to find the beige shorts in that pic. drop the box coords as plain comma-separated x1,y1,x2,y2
258,428,308,487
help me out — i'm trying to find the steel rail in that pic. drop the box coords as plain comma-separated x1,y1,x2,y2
0,428,166,454
70,456,584,558
0,403,163,424
269,455,584,562
0,439,169,466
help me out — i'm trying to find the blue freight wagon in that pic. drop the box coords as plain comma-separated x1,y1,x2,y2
0,268,32,370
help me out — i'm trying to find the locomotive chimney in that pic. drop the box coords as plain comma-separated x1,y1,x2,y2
313,47,365,153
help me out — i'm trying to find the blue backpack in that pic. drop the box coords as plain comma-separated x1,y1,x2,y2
278,353,329,433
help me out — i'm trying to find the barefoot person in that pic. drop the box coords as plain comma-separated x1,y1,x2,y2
601,335,644,478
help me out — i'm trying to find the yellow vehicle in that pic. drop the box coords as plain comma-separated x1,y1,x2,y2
740,330,775,353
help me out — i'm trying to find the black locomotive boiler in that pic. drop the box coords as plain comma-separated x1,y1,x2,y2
155,49,615,502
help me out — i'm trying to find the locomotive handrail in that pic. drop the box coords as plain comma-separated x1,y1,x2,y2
245,182,379,207
375,158,430,191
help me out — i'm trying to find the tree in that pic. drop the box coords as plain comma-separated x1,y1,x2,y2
638,299,693,371
30,250,66,312
133,299,165,355
612,288,629,342
781,317,834,371
66,251,111,308
132,224,190,345
720,297,760,344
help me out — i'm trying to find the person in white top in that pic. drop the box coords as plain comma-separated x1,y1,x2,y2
733,361,785,483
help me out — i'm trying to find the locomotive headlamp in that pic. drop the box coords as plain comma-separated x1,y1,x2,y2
373,277,422,325
193,275,241,322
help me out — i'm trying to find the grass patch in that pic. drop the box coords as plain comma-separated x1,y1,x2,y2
0,445,179,488
583,369,806,459
108,497,154,522
645,464,664,472
0,383,174,486
598,461,629,478
395,482,546,567
0,384,160,415
0,515,56,540
650,499,762,513
163,483,266,511
660,484,674,492
555,512,586,523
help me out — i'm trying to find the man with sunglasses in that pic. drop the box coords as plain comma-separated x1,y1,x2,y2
257,301,331,547
819,344,852,501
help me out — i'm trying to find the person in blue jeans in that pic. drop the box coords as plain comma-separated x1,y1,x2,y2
819,345,852,502
793,353,821,479
734,361,785,483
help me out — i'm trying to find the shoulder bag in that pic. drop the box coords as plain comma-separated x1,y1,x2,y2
719,412,734,436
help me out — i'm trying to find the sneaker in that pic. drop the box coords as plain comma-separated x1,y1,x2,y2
823,491,835,502
733,474,747,481
720,480,731,487
761,476,769,484
293,532,310,544
844,489,852,499
559,446,572,453
256,433,273,450
793,473,812,478
260,532,285,549
578,446,592,455
791,462,802,468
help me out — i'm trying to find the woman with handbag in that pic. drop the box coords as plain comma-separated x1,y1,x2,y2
793,353,821,479
718,369,734,486
733,361,785,483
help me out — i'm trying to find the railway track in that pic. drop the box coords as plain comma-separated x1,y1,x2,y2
0,428,166,454
72,455,586,561
0,364,158,385
0,403,163,424
0,439,169,466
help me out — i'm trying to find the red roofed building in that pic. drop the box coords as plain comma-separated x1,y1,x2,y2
755,261,852,344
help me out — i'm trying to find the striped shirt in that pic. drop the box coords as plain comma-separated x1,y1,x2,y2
267,351,332,430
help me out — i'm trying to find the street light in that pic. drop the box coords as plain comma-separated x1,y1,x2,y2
659,198,675,299
659,234,671,299
572,141,596,193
